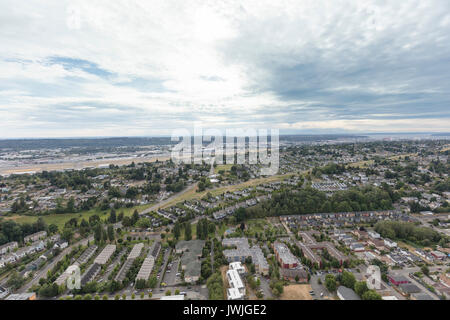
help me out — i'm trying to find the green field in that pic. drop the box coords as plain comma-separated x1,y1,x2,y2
214,164,233,174
4,203,154,230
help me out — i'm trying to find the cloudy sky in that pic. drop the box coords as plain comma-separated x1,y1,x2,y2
1,0,450,138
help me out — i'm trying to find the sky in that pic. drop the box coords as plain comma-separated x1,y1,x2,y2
0,0,450,138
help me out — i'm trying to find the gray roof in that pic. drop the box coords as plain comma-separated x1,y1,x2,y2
412,293,433,300
337,286,361,300
399,283,421,294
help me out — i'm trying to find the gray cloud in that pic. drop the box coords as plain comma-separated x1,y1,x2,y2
0,0,449,137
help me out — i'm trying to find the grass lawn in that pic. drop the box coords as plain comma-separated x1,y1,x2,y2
348,153,418,169
4,203,154,231
245,219,267,237
214,164,233,174
347,160,375,169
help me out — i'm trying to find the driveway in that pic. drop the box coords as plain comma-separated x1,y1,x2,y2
258,276,273,299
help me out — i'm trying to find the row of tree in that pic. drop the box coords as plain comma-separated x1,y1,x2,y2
243,186,394,220
374,220,448,246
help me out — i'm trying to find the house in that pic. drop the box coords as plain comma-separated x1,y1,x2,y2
0,242,18,255
368,231,380,239
5,292,36,300
431,251,447,261
24,231,47,243
0,286,9,299
388,273,410,286
384,239,397,249
399,283,421,294
337,286,361,300
53,240,68,250
367,239,385,251
350,242,365,252
31,240,45,253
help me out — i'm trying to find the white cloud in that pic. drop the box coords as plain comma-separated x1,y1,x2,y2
0,0,449,137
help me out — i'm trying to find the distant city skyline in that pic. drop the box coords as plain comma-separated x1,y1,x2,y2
1,1,450,138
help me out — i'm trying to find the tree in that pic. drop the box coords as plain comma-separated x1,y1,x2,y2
325,274,337,292
132,210,140,225
354,281,369,297
421,265,430,277
94,224,103,242
173,222,181,240
149,276,157,288
67,197,75,212
272,281,284,297
7,271,25,290
184,222,192,241
362,289,382,300
48,224,58,234
122,216,132,227
107,225,115,241
341,271,356,289
235,208,246,222
109,209,117,223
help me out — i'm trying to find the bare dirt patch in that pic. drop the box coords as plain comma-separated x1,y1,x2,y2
280,284,313,300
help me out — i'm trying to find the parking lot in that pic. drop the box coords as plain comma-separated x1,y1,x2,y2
162,258,180,286
310,274,333,300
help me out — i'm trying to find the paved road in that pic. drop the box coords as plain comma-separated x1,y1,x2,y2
139,183,198,215
258,276,273,299
157,248,171,288
18,236,93,293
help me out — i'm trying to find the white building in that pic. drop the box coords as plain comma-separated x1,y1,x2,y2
229,261,245,275
0,242,18,255
226,268,245,300
368,231,381,239
384,239,398,249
